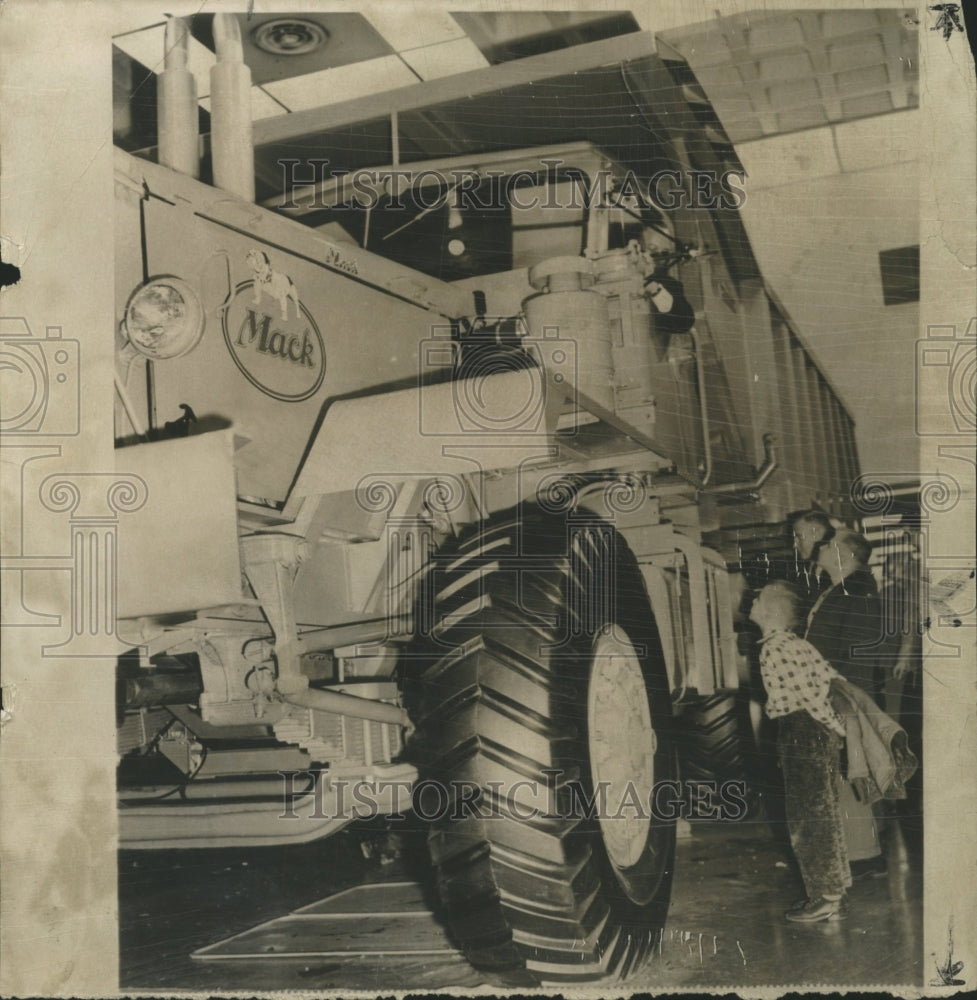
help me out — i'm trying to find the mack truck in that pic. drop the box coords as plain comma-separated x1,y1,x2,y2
112,15,860,985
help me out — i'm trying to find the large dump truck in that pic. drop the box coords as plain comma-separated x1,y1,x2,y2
113,16,860,985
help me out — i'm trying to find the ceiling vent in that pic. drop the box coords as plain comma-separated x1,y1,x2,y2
251,19,329,57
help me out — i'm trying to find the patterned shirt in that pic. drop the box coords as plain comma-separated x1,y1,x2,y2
759,629,845,736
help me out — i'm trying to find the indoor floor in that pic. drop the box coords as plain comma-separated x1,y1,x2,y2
119,810,923,992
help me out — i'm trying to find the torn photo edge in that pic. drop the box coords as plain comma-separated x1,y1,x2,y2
0,1,974,997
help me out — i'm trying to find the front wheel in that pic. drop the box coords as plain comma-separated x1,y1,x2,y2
406,507,675,985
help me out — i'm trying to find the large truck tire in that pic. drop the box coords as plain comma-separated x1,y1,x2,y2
406,506,675,985
676,691,756,816
679,693,747,778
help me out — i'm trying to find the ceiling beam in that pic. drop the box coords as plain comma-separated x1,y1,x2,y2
253,30,658,148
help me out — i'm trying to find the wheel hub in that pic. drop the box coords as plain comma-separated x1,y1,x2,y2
587,626,657,870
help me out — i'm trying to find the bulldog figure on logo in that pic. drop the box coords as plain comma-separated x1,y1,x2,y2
246,249,300,319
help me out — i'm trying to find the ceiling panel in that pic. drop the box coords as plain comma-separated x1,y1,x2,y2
262,56,419,111
452,10,641,64
363,9,467,49
659,8,918,143
398,38,489,80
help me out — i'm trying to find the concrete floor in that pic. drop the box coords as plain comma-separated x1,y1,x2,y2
647,818,922,990
119,810,923,992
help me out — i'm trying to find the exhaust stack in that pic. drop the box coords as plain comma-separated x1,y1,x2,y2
157,17,199,178
210,13,255,201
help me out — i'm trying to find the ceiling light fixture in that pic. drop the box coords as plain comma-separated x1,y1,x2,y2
251,19,329,57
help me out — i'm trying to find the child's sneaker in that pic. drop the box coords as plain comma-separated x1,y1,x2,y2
785,895,849,922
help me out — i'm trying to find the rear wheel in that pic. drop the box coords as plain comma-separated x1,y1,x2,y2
677,692,756,816
407,507,675,984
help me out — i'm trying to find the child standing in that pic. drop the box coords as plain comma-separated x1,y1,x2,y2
750,579,851,922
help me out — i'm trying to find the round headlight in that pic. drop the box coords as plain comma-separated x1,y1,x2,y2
123,277,205,360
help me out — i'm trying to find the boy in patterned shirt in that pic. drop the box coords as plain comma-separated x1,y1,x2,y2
750,579,851,922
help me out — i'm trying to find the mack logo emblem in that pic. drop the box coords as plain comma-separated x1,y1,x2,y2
222,280,325,401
